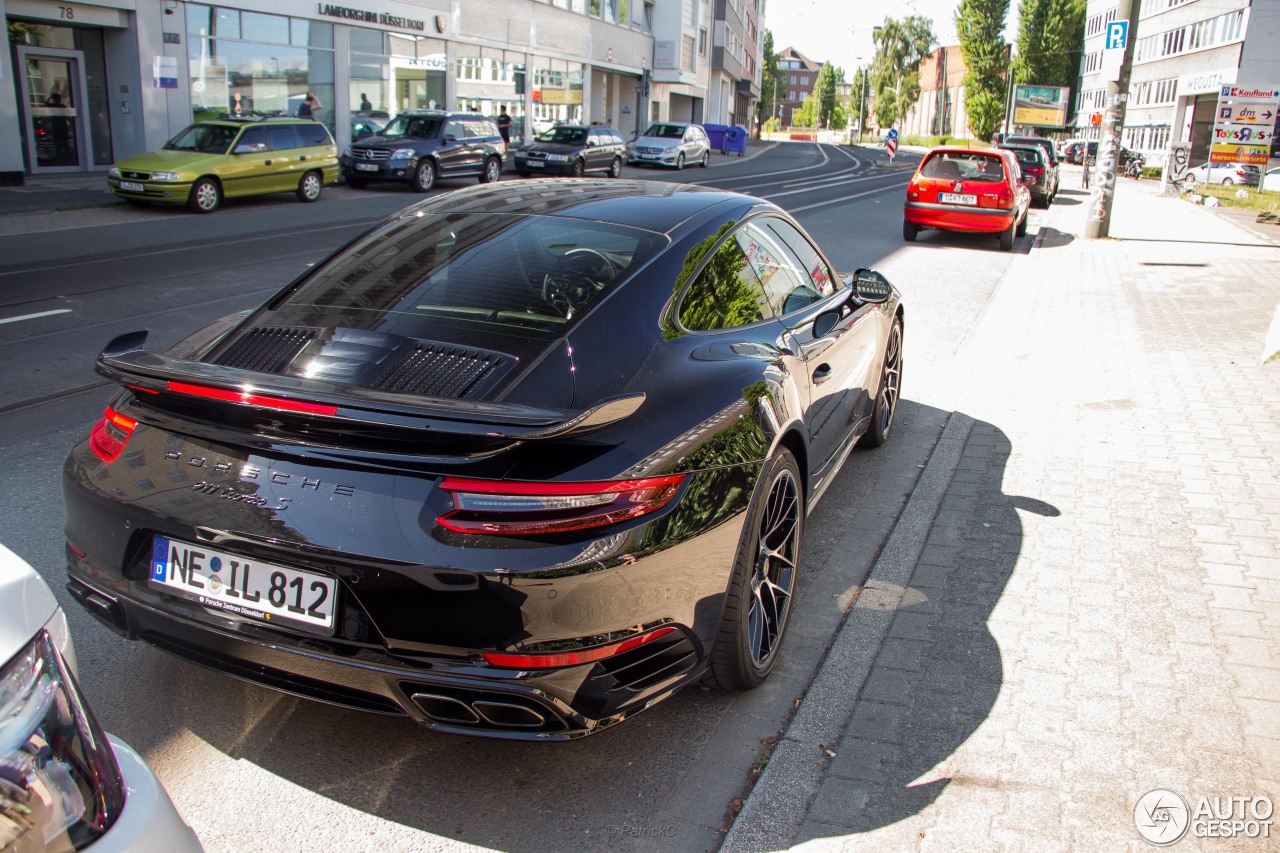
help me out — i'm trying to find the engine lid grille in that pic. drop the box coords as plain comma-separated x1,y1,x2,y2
212,327,319,374
373,342,509,399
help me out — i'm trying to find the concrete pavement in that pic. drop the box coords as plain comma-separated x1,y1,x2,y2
726,176,1280,851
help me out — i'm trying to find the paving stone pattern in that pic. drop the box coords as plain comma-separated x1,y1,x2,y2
790,184,1280,851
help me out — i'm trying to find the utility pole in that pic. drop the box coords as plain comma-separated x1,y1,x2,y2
1084,0,1141,239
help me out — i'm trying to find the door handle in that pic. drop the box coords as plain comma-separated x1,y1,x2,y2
812,364,832,384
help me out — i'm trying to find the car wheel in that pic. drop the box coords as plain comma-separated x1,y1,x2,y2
186,178,221,214
902,219,920,242
701,151,710,168
707,448,803,690
480,157,502,184
1015,210,1028,237
608,156,622,178
411,159,436,192
861,317,902,449
571,158,585,178
675,153,685,171
999,218,1015,251
296,170,323,203
345,176,368,189
1222,177,1234,186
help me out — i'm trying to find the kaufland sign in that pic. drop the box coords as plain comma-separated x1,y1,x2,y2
1220,86,1280,102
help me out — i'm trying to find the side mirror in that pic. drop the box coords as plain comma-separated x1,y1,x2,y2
443,134,457,143
852,269,892,304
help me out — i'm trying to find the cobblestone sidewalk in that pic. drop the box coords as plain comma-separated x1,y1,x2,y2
727,180,1280,851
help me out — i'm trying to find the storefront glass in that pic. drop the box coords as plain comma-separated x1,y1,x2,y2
529,57,584,135
454,45,527,141
386,33,447,115
186,4,334,133
10,23,113,166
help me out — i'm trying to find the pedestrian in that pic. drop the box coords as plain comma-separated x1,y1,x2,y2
496,109,512,145
299,90,322,119
1082,152,1092,189
359,92,373,113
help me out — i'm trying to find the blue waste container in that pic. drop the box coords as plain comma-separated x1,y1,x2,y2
702,123,729,151
723,125,748,156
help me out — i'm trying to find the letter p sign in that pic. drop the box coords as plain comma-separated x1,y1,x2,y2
1106,21,1129,51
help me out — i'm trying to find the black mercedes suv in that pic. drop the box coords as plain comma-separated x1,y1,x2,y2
343,110,506,191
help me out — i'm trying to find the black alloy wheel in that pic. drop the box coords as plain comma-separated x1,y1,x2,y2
411,159,436,192
708,449,803,690
861,317,902,448
296,171,323,202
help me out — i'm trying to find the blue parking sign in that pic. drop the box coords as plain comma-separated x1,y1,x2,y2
1105,21,1128,50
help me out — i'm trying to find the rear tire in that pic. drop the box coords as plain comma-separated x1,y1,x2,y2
902,219,920,242
701,151,710,168
186,178,221,213
411,159,436,192
999,219,1015,251
608,156,622,178
675,153,685,171
1015,210,1028,237
296,170,323,203
480,157,502,184
707,448,803,691
571,158,585,178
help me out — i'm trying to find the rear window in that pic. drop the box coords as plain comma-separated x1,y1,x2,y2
267,213,667,338
297,122,334,147
920,152,1007,183
1004,147,1043,165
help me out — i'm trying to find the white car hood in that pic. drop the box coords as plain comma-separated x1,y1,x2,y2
633,137,682,149
0,542,66,665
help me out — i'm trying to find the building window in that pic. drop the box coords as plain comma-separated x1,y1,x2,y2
683,35,696,71
698,28,707,56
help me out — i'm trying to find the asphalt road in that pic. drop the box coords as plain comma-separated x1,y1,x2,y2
0,143,1048,852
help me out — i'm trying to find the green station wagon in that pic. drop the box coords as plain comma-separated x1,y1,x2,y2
107,116,339,213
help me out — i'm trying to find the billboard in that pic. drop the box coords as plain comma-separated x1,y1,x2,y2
1012,85,1070,127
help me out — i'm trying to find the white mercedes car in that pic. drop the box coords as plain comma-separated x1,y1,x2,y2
626,122,711,169
0,543,202,852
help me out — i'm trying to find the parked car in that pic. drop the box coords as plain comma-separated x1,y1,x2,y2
0,543,202,851
351,115,385,141
513,125,626,177
1263,166,1280,192
62,179,903,741
998,143,1056,206
343,110,506,191
1057,137,1083,159
903,145,1031,251
1184,161,1262,187
1003,135,1060,197
107,116,339,213
627,122,711,169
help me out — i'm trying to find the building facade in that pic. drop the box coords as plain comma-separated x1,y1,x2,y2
650,0,710,125
900,45,974,140
1073,0,1280,165
2,0,656,182
773,45,817,127
706,0,758,127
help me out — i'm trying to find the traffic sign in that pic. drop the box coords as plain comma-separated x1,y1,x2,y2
1105,20,1128,50
887,128,899,140
1219,86,1280,103
1217,103,1276,124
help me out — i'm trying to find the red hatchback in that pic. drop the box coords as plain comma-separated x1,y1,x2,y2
903,146,1032,251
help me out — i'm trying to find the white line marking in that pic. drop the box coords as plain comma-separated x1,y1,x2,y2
784,179,911,213
0,309,71,325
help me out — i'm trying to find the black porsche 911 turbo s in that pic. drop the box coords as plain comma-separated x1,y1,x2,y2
63,179,904,740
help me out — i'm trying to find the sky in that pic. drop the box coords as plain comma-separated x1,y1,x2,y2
764,0,1020,75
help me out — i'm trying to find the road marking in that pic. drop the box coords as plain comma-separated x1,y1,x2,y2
783,178,911,213
0,308,71,325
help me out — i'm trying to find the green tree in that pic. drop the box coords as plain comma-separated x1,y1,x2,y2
957,0,1011,140
814,63,837,129
757,30,785,130
850,67,873,137
793,93,817,128
1012,0,1087,95
870,16,936,129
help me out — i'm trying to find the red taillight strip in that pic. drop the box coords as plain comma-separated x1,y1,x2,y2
166,381,338,416
482,626,679,669
436,474,686,535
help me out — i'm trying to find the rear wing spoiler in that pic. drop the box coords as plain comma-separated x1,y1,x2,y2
96,331,644,441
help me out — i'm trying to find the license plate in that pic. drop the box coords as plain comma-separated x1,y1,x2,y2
527,161,544,168
640,154,657,159
119,181,145,192
939,192,977,205
354,162,379,172
150,536,337,633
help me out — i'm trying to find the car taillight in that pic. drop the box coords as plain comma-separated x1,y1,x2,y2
165,381,338,415
437,474,686,535
1027,165,1045,176
483,626,678,669
907,181,919,200
89,407,137,463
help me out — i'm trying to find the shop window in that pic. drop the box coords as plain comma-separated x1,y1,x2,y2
350,27,385,54
242,13,289,46
214,8,240,39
